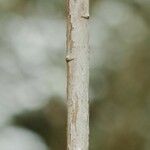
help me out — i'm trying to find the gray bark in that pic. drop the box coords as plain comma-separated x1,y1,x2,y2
66,0,90,150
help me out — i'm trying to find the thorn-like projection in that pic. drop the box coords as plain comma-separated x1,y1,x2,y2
81,15,90,19
66,55,74,62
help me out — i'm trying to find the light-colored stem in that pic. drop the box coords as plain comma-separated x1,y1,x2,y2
66,0,89,150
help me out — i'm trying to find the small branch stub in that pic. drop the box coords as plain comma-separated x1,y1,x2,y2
81,15,90,19
66,55,74,62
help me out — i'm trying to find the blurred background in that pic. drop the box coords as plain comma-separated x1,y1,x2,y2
0,0,150,150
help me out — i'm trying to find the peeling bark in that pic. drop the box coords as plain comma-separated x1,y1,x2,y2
66,0,89,150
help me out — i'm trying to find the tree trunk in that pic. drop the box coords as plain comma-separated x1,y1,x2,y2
66,0,89,150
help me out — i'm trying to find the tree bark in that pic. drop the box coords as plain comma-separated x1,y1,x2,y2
66,0,89,150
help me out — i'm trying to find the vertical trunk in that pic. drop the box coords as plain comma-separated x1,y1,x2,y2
66,0,89,150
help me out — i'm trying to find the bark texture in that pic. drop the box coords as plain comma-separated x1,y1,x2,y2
66,0,89,150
